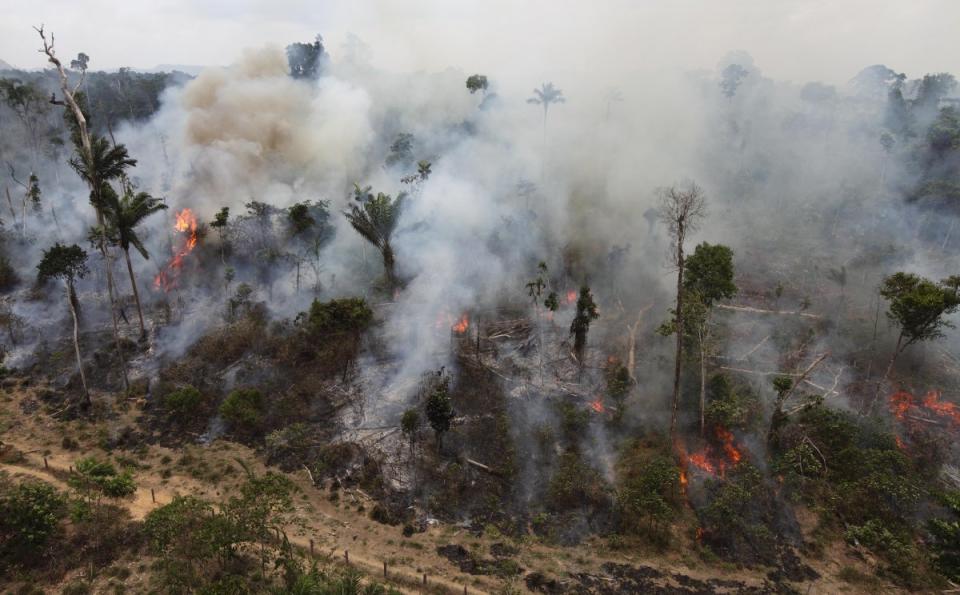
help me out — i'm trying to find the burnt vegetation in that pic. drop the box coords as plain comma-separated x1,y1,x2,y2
2,18,960,595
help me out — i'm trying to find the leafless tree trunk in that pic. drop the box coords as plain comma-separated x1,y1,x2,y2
658,182,706,447
67,281,90,407
123,247,146,339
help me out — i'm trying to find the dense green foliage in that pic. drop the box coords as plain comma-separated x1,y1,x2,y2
0,480,67,566
219,388,266,432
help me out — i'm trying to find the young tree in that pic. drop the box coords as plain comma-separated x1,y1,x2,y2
209,206,230,263
344,187,404,293
526,261,558,384
425,375,453,452
287,202,314,293
683,242,737,435
466,74,489,95
871,273,960,410
102,182,167,339
37,243,90,406
26,173,41,213
657,182,707,445
569,285,599,365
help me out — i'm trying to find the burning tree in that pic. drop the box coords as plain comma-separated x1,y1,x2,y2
871,272,960,410
344,186,404,293
37,243,90,407
101,182,167,339
657,182,707,444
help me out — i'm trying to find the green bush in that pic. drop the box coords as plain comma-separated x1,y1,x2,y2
304,297,373,335
928,491,960,582
0,480,67,565
546,450,610,512
219,388,265,432
164,386,203,417
617,454,680,538
69,457,136,502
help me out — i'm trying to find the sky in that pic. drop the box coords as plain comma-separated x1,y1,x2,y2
1,0,959,86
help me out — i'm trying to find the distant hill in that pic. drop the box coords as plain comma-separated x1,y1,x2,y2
0,59,15,71
150,64,206,76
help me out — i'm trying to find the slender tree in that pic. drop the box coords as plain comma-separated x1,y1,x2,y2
344,186,404,293
209,207,230,264
871,273,960,410
102,182,167,339
683,243,736,435
657,182,707,445
527,82,565,179
570,285,599,365
38,243,90,406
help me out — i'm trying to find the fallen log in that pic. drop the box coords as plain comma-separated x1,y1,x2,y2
717,304,824,320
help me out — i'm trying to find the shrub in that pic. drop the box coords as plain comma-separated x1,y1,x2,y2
219,388,265,432
699,462,776,562
546,450,610,512
928,491,960,582
164,386,203,417
70,457,136,502
0,480,67,565
618,454,681,537
304,297,373,335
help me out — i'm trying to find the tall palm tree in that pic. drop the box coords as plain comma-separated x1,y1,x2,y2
68,134,137,390
102,182,167,339
344,187,405,293
527,82,565,180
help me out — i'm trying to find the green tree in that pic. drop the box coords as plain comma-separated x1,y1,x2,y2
401,408,420,452
27,173,41,213
657,182,707,446
466,74,489,94
0,481,67,566
872,273,960,409
69,457,136,506
570,285,599,365
219,388,266,433
101,181,167,339
344,186,405,293
210,206,230,263
144,495,219,590
425,375,454,452
682,242,736,435
37,243,91,406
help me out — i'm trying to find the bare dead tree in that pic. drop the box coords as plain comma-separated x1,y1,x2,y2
657,181,706,447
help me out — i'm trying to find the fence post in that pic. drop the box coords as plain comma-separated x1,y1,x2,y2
150,488,155,503
43,456,48,469
310,539,314,558
383,560,388,578
344,549,349,565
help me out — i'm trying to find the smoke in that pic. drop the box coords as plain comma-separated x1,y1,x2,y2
4,6,960,513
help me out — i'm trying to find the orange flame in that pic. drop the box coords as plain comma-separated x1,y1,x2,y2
154,208,198,292
564,290,577,305
716,426,742,465
679,469,688,491
895,435,906,450
590,398,605,413
452,314,469,333
889,389,960,428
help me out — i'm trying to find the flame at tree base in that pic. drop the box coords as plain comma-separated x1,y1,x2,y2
154,208,199,292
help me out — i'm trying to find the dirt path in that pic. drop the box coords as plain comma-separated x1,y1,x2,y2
0,440,491,594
